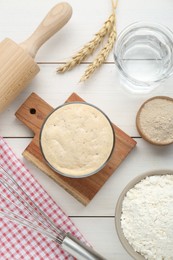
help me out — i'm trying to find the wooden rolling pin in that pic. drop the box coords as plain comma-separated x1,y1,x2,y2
0,2,72,112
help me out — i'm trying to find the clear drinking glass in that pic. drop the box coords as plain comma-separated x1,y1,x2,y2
114,22,173,93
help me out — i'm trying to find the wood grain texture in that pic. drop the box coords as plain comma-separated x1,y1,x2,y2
0,3,72,113
15,92,136,205
0,38,39,112
0,64,172,138
1,1,173,258
0,0,171,63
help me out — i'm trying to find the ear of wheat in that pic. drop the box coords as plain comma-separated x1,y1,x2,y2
80,26,117,82
57,0,118,81
57,13,115,73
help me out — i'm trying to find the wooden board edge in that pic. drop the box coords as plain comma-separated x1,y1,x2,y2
69,93,137,147
23,150,90,206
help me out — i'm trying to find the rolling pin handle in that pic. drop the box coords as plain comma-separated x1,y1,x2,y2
20,2,72,58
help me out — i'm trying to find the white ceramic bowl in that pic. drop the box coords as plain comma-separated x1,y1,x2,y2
115,169,173,260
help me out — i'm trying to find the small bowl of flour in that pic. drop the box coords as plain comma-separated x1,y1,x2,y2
136,96,173,145
115,170,173,260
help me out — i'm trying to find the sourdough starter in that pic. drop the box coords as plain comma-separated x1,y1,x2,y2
40,103,114,177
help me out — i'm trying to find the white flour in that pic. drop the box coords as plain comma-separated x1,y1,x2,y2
121,175,173,260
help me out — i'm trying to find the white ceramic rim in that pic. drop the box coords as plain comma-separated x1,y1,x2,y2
115,169,173,260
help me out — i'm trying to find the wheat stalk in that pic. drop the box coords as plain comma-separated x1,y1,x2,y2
80,25,117,82
80,0,118,82
57,13,115,73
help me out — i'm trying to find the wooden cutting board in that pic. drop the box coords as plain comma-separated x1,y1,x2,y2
15,92,137,205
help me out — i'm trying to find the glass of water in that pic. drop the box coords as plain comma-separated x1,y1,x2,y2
114,22,173,93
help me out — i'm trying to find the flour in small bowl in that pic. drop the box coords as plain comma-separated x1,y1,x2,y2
121,175,173,260
136,97,173,145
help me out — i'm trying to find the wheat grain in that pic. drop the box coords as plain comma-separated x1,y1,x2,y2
79,0,118,81
57,0,118,81
57,12,115,73
80,25,117,82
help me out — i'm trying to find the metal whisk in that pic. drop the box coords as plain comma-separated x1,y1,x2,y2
0,165,106,260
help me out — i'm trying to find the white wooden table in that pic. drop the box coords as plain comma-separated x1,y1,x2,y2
0,0,173,259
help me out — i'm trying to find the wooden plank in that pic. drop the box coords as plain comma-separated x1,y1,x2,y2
15,92,136,205
0,0,172,62
2,64,170,138
5,137,173,216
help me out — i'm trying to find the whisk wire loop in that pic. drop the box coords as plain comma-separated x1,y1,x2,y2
0,165,65,243
0,165,106,259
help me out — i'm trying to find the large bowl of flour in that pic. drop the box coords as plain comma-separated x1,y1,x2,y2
40,102,115,178
115,170,173,260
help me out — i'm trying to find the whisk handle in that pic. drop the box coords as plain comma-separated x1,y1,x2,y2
61,233,107,260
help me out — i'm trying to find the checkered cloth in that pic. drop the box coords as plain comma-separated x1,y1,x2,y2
0,137,88,260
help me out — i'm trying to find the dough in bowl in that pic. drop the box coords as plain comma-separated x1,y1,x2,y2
40,103,114,177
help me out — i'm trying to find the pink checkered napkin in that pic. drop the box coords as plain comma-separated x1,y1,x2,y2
0,137,88,260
